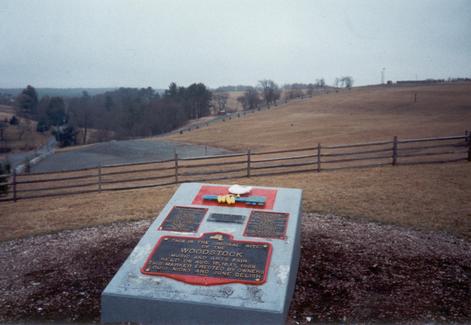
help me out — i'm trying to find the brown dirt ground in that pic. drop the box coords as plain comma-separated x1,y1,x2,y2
164,83,471,152
1,214,470,324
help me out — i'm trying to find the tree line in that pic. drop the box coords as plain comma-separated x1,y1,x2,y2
13,76,354,146
234,79,331,111
15,83,212,145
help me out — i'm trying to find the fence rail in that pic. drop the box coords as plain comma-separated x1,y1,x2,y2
1,132,470,202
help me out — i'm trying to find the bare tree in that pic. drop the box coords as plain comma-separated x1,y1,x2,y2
236,96,246,110
69,91,92,144
237,87,261,110
306,83,317,97
18,118,33,147
213,92,229,113
341,76,354,88
284,86,304,100
334,77,341,88
258,80,280,108
335,76,354,89
79,91,91,144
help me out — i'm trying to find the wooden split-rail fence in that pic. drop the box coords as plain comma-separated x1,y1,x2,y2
1,132,470,202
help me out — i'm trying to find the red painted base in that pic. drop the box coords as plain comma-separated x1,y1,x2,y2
192,185,277,210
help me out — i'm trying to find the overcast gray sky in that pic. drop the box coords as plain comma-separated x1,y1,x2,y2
0,0,470,88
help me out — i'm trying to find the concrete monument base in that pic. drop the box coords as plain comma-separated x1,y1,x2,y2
101,182,302,324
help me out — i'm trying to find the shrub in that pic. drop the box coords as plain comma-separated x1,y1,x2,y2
53,125,77,147
0,161,10,195
9,115,19,125
36,119,50,132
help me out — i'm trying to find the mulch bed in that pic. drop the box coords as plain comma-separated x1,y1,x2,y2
1,214,470,324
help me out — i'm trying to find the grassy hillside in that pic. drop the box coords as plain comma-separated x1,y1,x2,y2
166,83,471,151
0,105,50,153
1,83,470,243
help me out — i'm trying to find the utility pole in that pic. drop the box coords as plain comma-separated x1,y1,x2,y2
381,67,385,84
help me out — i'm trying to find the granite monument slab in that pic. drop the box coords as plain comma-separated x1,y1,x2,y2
101,182,302,325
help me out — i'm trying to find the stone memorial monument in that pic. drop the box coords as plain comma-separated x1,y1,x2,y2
102,182,302,324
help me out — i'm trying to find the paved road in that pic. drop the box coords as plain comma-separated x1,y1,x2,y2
5,95,315,174
4,137,56,172
31,139,232,173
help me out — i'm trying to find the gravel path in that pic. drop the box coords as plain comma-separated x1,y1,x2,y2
31,139,231,173
1,214,470,324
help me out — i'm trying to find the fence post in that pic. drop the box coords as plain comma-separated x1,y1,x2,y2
247,149,251,178
98,164,102,192
467,131,471,162
316,143,321,172
174,152,179,183
12,169,17,202
392,136,398,166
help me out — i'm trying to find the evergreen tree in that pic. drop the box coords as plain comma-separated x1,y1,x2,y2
16,85,38,116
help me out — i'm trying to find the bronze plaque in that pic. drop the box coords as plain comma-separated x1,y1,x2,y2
159,206,207,232
207,213,245,224
244,211,289,239
141,233,272,285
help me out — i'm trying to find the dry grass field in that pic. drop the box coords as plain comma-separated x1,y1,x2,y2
0,105,50,152
1,83,470,243
1,161,470,242
166,83,471,151
0,104,15,116
225,90,244,112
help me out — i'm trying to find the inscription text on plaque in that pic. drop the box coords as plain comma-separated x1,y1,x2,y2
141,233,272,285
159,206,207,232
244,211,289,239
